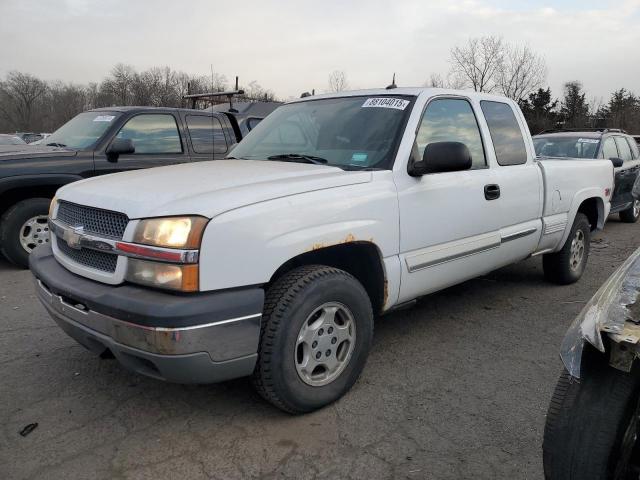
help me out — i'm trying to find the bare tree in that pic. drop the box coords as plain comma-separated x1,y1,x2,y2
328,70,348,92
425,72,468,90
498,44,547,101
0,71,49,130
426,73,445,88
450,36,504,92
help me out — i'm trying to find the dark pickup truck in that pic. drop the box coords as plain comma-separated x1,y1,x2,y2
0,101,280,267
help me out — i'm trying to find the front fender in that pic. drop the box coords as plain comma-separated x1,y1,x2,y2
0,174,83,197
198,176,399,292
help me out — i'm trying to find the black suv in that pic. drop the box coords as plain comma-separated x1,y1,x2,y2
0,101,280,267
533,129,640,223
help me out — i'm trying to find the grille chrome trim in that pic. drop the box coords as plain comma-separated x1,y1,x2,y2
57,238,119,273
56,201,129,239
50,218,199,264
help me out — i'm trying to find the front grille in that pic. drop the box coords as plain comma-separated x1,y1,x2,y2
57,240,118,273
57,201,128,239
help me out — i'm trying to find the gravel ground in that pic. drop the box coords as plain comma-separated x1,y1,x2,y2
1,217,638,480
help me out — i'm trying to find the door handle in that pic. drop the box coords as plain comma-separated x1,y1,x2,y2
484,184,500,200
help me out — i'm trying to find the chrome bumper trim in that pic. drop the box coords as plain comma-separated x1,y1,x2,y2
49,218,199,264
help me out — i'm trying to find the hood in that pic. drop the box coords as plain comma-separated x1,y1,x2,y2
0,144,77,160
58,160,372,219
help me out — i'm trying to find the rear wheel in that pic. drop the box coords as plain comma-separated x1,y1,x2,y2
0,198,51,268
620,200,640,223
543,353,640,479
252,265,373,414
543,213,590,285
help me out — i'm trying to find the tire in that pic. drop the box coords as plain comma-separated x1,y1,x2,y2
252,265,373,414
620,200,640,224
543,213,590,285
543,350,640,480
0,198,51,268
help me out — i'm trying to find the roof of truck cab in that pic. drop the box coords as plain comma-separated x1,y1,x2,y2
534,131,603,139
286,87,518,104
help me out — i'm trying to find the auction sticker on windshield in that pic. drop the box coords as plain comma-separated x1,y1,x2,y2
93,115,115,122
362,98,410,110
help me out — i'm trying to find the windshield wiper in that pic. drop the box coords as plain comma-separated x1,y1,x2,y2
267,153,328,165
46,142,67,147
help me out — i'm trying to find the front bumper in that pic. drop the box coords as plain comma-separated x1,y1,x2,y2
30,245,264,384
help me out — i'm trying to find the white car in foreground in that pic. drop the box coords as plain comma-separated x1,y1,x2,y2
31,88,614,413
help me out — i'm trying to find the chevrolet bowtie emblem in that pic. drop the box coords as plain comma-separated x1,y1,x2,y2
63,226,84,250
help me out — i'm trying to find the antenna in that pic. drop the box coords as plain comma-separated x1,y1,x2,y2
386,73,397,90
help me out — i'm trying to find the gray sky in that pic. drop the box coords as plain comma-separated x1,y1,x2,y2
1,0,639,101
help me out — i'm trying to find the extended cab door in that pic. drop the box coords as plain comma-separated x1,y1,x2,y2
479,100,543,262
395,96,504,303
183,113,232,161
94,112,189,175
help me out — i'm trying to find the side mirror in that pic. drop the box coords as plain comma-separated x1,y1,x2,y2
610,157,624,168
409,141,472,177
106,138,135,162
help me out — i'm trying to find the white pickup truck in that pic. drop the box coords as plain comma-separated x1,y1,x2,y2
30,88,614,413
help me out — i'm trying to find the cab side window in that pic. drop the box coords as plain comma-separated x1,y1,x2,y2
415,98,486,169
480,101,528,166
116,114,182,154
601,137,619,160
614,136,633,161
186,115,228,154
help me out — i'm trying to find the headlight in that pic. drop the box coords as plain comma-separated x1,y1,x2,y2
49,196,58,219
125,259,199,292
125,216,207,292
133,216,207,249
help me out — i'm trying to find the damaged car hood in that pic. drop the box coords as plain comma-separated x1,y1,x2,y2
57,160,372,219
561,247,640,378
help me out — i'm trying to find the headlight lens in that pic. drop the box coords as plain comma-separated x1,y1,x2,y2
133,216,207,249
126,258,199,292
49,196,58,219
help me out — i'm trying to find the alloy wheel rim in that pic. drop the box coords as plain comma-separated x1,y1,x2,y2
569,229,585,271
294,302,356,387
19,215,50,253
634,200,640,219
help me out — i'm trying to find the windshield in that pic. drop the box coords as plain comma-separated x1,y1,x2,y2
229,95,415,170
44,111,121,149
533,136,600,159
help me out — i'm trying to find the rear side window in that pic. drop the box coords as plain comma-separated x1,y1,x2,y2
186,115,228,154
480,101,528,166
247,118,262,131
614,136,633,161
601,137,618,159
117,114,182,154
629,137,640,159
416,98,486,169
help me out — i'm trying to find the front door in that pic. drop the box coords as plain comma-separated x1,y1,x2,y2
396,97,503,303
94,112,189,175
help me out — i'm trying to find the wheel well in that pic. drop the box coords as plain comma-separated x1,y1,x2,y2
269,242,387,315
577,197,602,231
0,186,58,218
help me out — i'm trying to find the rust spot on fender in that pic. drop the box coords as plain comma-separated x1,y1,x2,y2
308,233,358,251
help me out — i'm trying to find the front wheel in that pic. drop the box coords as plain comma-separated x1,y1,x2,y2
0,198,51,268
252,265,373,414
543,213,591,285
620,200,640,223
